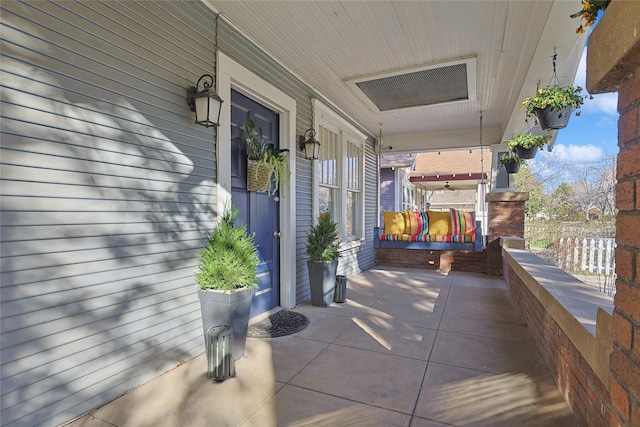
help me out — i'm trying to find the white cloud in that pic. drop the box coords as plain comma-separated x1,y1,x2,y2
540,143,604,163
583,93,618,115
574,47,618,116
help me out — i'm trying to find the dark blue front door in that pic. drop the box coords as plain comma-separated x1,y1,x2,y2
231,90,280,317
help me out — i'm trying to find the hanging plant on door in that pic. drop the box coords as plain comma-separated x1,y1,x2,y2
242,120,290,195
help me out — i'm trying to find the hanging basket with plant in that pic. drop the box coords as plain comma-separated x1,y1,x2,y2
499,152,525,174
504,133,551,159
521,84,587,130
242,120,289,195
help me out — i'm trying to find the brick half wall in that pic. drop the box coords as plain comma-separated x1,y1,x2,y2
375,248,486,273
503,247,614,426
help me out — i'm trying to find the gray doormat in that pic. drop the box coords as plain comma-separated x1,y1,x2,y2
247,309,309,338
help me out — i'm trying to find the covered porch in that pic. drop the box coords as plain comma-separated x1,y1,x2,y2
67,267,576,426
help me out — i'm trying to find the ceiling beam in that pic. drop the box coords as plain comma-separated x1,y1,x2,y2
381,126,502,153
410,173,488,183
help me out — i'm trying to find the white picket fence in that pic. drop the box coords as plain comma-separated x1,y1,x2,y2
556,237,616,275
555,237,617,297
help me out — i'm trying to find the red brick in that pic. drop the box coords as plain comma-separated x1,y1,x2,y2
615,248,634,282
618,104,639,146
613,311,634,350
618,67,640,112
631,399,640,427
616,214,640,248
617,180,636,211
618,142,640,178
614,283,640,322
611,350,640,396
637,179,640,211
610,375,630,420
609,406,627,427
631,324,640,368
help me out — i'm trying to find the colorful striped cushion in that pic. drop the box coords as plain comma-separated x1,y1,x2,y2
427,234,475,243
404,210,428,235
379,234,474,243
450,209,476,236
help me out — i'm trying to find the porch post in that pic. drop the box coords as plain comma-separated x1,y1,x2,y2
485,192,529,275
587,2,640,425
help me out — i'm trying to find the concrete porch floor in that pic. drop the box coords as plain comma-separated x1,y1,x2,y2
67,267,576,427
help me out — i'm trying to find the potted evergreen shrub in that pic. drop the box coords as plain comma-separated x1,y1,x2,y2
504,133,551,159
305,213,341,307
521,84,586,130
499,152,525,174
195,205,259,360
242,120,289,195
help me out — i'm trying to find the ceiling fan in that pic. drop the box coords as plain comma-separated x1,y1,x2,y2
435,181,459,191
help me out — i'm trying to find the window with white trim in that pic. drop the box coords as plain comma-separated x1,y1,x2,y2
314,100,366,242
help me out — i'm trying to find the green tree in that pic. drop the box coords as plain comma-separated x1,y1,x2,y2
548,182,577,221
513,164,544,218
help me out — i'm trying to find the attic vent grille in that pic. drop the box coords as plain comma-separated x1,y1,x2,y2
355,63,469,111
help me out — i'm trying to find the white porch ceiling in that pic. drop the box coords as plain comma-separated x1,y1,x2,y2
207,1,586,152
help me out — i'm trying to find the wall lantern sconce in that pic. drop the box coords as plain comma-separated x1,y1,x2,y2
186,74,223,127
299,128,320,160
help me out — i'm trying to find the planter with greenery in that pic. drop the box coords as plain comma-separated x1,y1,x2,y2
305,213,341,307
504,133,551,159
500,152,525,174
521,84,586,130
196,205,259,360
242,120,290,195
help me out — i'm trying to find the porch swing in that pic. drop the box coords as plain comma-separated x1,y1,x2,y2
373,115,486,252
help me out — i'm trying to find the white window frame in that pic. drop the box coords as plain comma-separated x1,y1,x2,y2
312,99,366,244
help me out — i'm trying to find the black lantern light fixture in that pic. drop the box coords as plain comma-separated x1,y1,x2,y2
299,128,320,160
186,74,223,128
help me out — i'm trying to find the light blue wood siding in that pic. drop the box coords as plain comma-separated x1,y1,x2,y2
380,167,396,222
0,1,219,425
0,2,378,426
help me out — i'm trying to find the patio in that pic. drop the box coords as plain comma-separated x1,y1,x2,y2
67,267,575,427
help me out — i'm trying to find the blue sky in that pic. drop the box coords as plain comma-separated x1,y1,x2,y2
537,47,619,164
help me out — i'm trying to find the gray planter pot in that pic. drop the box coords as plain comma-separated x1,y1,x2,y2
502,159,521,174
307,260,338,307
535,105,573,130
198,287,254,360
514,145,539,160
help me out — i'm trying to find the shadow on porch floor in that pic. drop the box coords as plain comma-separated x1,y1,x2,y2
67,267,576,427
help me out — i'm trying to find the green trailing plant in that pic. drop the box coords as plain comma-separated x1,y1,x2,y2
264,142,290,195
521,84,586,121
500,152,525,165
505,133,551,151
242,119,290,196
306,213,341,262
195,205,259,292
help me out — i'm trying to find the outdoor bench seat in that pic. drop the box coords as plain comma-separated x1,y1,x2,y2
373,209,483,252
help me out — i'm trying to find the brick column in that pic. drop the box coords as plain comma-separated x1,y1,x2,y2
587,2,640,426
486,192,528,275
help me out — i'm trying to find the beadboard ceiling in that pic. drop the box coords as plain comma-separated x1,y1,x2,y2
207,1,586,152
